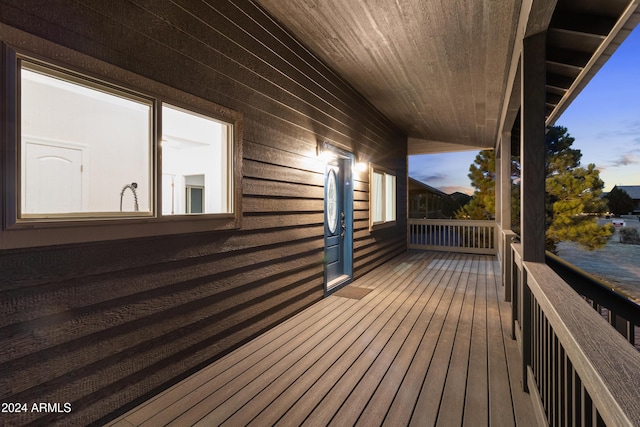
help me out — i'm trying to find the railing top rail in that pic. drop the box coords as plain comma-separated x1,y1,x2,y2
545,251,640,321
408,218,496,227
524,261,640,427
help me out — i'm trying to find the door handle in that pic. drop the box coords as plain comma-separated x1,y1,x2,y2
340,212,345,238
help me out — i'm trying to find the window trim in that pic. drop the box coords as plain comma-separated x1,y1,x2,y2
1,37,243,249
369,163,397,231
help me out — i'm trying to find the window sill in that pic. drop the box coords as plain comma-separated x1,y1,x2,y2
1,214,241,249
369,220,397,232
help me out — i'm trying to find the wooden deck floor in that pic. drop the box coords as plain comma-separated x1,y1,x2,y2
107,251,535,426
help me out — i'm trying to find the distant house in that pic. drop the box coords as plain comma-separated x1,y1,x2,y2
612,185,640,214
408,177,462,219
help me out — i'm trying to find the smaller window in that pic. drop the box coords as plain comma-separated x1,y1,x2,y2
370,164,396,229
161,105,233,216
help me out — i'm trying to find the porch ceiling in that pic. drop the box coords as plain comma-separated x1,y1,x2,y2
255,0,640,155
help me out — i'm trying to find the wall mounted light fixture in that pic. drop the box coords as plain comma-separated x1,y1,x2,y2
354,161,368,173
317,140,336,162
317,140,367,173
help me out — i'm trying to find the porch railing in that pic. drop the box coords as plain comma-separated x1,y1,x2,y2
408,219,497,255
511,243,640,427
545,251,639,351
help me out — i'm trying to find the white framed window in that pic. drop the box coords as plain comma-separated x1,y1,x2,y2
19,61,154,219
370,164,396,229
161,105,233,216
1,42,242,249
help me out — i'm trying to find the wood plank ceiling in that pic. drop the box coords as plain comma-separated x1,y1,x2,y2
255,0,640,155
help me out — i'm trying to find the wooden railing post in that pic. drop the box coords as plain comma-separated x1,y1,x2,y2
503,230,516,302
511,243,522,341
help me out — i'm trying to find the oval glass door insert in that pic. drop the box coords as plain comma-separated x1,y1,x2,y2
327,168,338,234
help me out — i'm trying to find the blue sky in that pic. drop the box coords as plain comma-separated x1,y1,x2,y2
409,26,640,194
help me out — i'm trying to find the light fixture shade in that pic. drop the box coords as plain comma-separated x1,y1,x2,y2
317,141,335,161
355,161,368,173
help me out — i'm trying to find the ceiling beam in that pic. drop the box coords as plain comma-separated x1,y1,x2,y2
550,11,618,36
546,72,574,90
546,46,591,67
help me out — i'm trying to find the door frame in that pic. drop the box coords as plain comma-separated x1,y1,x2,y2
322,144,354,295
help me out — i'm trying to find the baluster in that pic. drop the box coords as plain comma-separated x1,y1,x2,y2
544,317,549,416
576,375,582,427
563,350,571,427
582,385,592,427
522,269,532,393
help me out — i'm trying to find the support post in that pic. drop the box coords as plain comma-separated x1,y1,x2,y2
500,132,512,231
520,30,546,392
500,132,515,300
496,141,502,226
520,31,546,263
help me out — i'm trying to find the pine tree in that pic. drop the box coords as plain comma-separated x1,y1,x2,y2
459,126,613,251
545,163,612,251
455,150,495,219
542,126,613,252
604,187,634,216
455,149,520,225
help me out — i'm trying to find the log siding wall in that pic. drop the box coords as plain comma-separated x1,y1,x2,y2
0,1,407,425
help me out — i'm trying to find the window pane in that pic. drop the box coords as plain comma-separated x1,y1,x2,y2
373,171,384,223
162,105,232,215
386,174,396,221
20,64,152,217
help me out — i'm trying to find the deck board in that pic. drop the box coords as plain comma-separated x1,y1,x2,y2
435,256,478,427
463,256,489,427
384,254,467,426
107,251,535,427
264,252,439,426
354,254,458,427
408,255,474,427
329,254,455,426
487,256,517,426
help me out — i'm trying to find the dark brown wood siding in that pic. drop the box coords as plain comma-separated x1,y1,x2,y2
0,1,407,425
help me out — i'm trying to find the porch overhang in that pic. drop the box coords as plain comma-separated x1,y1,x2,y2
255,0,640,156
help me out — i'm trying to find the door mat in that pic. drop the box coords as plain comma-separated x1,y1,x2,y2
333,286,373,300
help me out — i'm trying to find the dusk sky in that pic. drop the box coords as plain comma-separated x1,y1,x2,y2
409,26,640,195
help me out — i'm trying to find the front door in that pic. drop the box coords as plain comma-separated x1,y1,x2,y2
324,156,353,293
